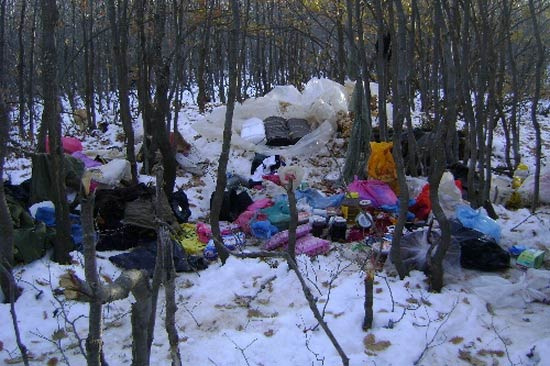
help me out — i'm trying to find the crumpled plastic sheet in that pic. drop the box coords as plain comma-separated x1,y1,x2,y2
192,78,348,157
469,269,550,308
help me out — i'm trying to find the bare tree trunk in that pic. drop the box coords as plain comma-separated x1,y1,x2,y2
373,0,388,141
135,0,154,175
342,0,372,183
0,0,15,299
389,0,410,279
17,0,26,139
107,0,138,184
82,2,96,131
160,226,182,366
150,0,177,196
27,0,38,143
81,193,104,366
197,0,213,112
0,263,29,365
210,0,240,265
41,0,73,264
428,0,453,293
362,262,374,330
528,0,544,211
286,181,297,262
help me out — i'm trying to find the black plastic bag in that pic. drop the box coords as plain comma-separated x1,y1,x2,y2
210,188,253,222
170,190,192,223
451,220,510,271
459,237,510,271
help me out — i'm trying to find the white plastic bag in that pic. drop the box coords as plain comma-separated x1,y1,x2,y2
518,164,550,204
439,171,464,218
89,158,131,186
470,269,550,308
240,117,266,144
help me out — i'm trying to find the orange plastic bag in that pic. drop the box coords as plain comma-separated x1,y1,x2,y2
367,142,398,192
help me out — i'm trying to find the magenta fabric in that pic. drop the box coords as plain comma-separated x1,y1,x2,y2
347,178,398,208
45,136,83,154
295,235,331,256
71,151,102,168
264,223,311,250
247,197,274,211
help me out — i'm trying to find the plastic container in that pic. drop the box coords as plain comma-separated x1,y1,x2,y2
329,216,347,242
312,217,327,237
341,192,360,225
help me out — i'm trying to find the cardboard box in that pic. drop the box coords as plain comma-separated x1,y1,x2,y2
516,249,545,269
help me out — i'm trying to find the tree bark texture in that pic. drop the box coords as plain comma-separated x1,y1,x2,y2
210,0,241,265
40,0,73,264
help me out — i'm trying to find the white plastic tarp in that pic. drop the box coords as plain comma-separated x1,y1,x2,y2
192,78,350,157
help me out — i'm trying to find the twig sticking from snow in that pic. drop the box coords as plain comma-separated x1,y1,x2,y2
489,317,517,366
47,264,88,360
223,333,258,366
0,263,30,366
378,274,396,313
30,329,71,366
182,302,202,328
510,211,550,231
413,298,460,365
305,332,326,365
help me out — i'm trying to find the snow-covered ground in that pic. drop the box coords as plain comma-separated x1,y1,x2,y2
1,80,549,366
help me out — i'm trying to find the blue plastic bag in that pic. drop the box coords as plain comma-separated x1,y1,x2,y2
35,206,83,245
250,221,279,240
295,188,344,209
456,204,501,242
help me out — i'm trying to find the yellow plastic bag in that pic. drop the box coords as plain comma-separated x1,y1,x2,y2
367,142,398,192
172,223,206,255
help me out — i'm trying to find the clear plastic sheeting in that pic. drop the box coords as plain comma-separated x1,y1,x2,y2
469,269,550,308
193,78,349,157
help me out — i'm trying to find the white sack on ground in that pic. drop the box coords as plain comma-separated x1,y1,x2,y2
518,164,550,204
89,158,131,186
192,78,348,156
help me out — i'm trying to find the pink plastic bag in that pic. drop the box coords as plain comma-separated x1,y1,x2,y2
45,136,83,154
295,235,331,256
264,224,311,250
347,178,398,208
247,198,274,211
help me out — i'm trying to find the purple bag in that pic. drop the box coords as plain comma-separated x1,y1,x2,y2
264,224,311,250
71,151,102,168
295,235,331,256
347,178,398,208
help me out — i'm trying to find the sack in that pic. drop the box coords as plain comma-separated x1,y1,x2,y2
367,142,397,192
295,188,344,209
